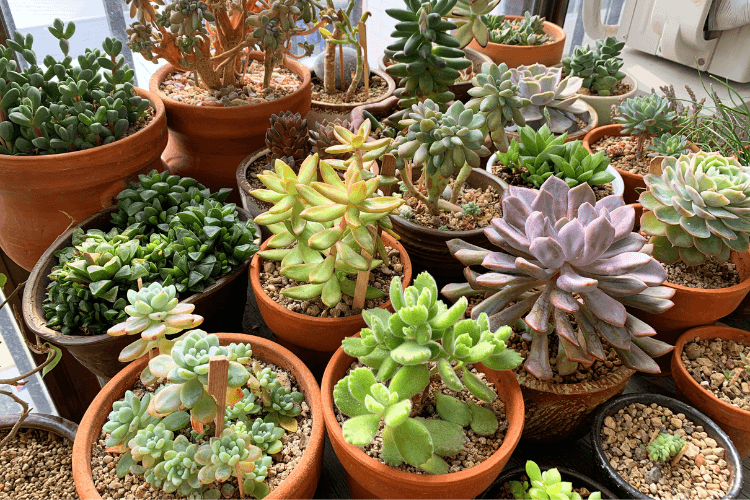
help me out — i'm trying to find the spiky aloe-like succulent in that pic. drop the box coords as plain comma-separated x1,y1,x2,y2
640,151,750,266
103,391,161,449
450,0,501,48
482,12,549,46
510,461,602,500
443,175,676,379
615,94,677,158
265,111,310,169
385,0,470,109
510,64,588,134
466,62,529,152
397,99,490,215
148,330,250,424
647,433,685,462
549,140,614,188
309,118,352,160
335,272,522,473
647,133,690,158
562,36,626,96
107,282,204,362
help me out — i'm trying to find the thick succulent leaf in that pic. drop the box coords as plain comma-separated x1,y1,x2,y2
488,292,541,330
415,417,465,456
581,288,627,327
389,365,430,400
525,281,554,333
462,368,497,402
392,419,434,468
342,413,381,446
556,264,598,293
333,378,368,417
435,392,471,426
614,342,661,374
573,309,607,360
630,335,674,358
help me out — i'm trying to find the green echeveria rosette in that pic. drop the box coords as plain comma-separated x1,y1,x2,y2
194,429,263,484
647,133,690,158
102,390,160,449
152,435,202,497
614,94,676,137
640,151,750,266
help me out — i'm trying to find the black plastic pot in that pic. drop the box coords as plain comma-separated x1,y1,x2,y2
591,393,743,500
478,464,617,499
0,413,78,442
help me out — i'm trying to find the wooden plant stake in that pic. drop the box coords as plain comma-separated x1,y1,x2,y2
339,44,345,93
208,355,229,436
352,225,380,310
649,155,664,175
670,442,689,467
359,21,369,99
379,154,396,196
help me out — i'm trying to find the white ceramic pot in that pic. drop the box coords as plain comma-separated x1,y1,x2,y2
576,73,638,126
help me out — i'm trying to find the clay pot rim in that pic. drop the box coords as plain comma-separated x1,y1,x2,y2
0,88,165,166
388,168,504,238
321,345,524,486
149,53,311,115
22,206,257,347
249,231,410,325
310,68,396,111
590,392,744,499
0,413,78,443
236,147,269,204
575,73,638,102
672,325,750,430
518,364,636,395
477,16,566,52
629,203,750,296
71,333,324,500
484,464,617,500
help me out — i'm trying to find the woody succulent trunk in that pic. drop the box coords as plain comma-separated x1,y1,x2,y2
125,0,320,90
319,0,370,101
443,175,676,380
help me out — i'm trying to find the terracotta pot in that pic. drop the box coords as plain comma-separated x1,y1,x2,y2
582,125,700,204
249,232,412,375
672,325,750,459
321,345,524,499
236,147,274,242
576,74,638,126
150,54,312,203
507,100,598,144
516,365,635,442
22,207,259,379
0,88,168,271
389,168,503,289
480,464,617,499
485,151,624,197
591,393,744,499
468,16,566,68
72,333,325,500
306,69,395,128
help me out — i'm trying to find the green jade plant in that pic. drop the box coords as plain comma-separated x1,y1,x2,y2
640,151,750,266
334,272,522,474
562,36,626,96
510,461,602,500
614,94,677,159
647,433,686,462
396,99,490,216
443,175,676,379
0,19,148,155
481,12,549,46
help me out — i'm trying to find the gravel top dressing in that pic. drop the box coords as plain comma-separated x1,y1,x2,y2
683,337,750,411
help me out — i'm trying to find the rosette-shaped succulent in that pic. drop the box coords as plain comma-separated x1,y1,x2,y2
483,12,549,46
265,111,310,169
44,280,127,336
450,0,501,47
227,343,253,365
225,388,262,422
129,423,175,468
563,36,626,96
444,175,676,379
615,94,677,158
466,62,529,151
148,330,250,423
107,282,204,362
194,429,262,483
242,454,273,498
550,140,614,188
323,119,392,172
152,435,202,496
246,418,285,454
103,390,160,449
640,151,750,266
510,64,588,134
647,133,690,158
268,386,304,417
309,118,352,160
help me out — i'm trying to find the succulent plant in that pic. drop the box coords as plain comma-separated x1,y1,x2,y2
647,133,690,158
640,151,750,266
103,390,161,449
450,0,501,48
647,432,686,462
245,418,285,454
494,125,566,187
549,140,614,188
0,20,149,155
151,435,203,496
324,119,392,173
385,0,470,109
148,330,250,423
44,280,128,336
242,454,273,498
482,12,549,46
466,62,529,152
510,461,602,500
510,64,588,134
443,175,676,379
335,272,521,473
129,422,175,469
462,201,481,216
265,111,310,169
194,429,262,484
225,388,262,422
309,118,352,160
615,94,677,158
562,36,626,96
397,99,490,215
107,282,204,362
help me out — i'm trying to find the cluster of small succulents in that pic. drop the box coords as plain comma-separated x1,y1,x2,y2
481,12,549,46
43,171,258,337
444,175,675,379
647,433,686,462
647,132,690,158
0,20,148,155
510,461,602,500
640,151,750,266
385,0,471,109
562,36,626,96
334,272,522,474
615,94,677,158
105,329,305,499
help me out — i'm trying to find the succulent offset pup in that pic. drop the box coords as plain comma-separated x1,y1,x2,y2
444,175,675,379
640,151,750,266
562,36,626,97
647,133,691,158
510,461,602,500
647,432,686,462
264,111,310,171
481,12,549,46
334,272,522,474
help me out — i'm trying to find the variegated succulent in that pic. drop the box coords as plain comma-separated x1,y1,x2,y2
443,175,675,379
640,151,750,266
510,64,588,134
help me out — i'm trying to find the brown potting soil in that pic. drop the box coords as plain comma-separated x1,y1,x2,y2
491,163,614,201
662,259,740,290
311,74,388,105
683,337,750,411
401,181,502,231
590,135,654,176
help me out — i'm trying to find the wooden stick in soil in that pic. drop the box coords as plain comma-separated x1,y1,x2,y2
379,154,396,196
359,21,369,100
236,464,245,498
670,442,689,466
352,225,379,310
208,356,229,436
339,44,345,93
